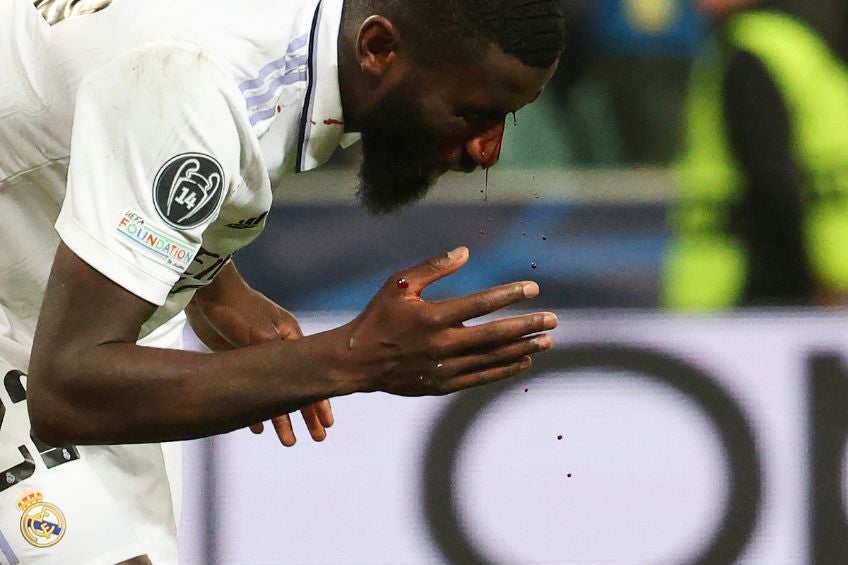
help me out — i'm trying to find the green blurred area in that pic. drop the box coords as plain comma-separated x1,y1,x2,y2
500,56,692,170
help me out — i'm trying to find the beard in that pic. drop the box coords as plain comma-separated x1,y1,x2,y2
356,81,447,215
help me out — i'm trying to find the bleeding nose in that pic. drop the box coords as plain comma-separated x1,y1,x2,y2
466,121,505,168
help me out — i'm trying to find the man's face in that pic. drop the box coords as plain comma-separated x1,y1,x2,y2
357,44,557,214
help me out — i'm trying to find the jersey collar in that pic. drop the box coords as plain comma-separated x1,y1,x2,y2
295,0,358,173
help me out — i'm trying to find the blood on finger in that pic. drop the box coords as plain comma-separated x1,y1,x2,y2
397,278,410,290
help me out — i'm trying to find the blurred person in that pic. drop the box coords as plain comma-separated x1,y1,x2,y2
575,0,705,165
0,0,564,562
664,0,848,308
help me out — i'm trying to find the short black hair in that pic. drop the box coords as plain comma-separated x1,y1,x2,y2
347,0,566,69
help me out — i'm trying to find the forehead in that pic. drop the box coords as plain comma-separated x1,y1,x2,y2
420,43,557,113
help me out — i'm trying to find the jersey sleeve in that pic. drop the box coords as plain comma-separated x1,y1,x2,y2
56,42,245,306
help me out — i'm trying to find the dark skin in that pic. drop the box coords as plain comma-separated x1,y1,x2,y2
182,15,558,447
25,10,559,565
27,16,559,445
29,245,555,445
185,263,334,446
339,15,557,169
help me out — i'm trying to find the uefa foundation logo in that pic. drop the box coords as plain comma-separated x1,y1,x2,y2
17,491,66,548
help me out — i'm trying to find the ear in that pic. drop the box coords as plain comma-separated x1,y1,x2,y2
356,15,401,78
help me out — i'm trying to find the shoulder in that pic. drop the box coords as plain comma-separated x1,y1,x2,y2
80,40,239,99
72,39,258,153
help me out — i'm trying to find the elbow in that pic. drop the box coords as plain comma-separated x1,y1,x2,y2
27,369,82,447
29,415,68,448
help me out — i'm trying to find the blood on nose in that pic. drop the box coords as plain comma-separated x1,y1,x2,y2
466,121,505,168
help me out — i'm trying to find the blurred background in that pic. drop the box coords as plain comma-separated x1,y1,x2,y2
235,0,848,313
173,0,848,563
236,0,698,311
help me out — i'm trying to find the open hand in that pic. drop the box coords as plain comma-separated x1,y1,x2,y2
343,247,557,395
187,264,333,446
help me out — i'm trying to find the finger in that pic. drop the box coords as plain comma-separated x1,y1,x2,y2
301,405,328,442
271,414,297,447
434,281,540,325
250,422,264,434
440,334,553,376
398,247,469,295
248,322,282,345
442,312,558,355
314,399,334,428
274,318,304,340
442,356,534,394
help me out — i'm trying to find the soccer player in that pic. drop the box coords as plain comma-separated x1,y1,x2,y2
0,0,565,562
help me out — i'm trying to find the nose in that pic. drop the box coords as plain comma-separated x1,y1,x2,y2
465,121,505,169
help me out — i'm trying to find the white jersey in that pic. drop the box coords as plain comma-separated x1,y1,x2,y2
0,0,351,561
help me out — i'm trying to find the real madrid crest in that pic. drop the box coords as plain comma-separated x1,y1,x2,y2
17,491,66,548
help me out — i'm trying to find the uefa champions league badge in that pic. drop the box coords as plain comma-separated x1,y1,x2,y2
16,491,66,548
153,152,225,229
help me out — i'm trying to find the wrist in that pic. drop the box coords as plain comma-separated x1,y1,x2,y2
191,262,245,310
300,325,373,398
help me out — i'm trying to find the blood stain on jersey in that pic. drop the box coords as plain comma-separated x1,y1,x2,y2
17,491,66,548
153,153,225,229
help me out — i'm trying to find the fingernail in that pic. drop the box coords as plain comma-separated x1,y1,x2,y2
533,336,553,350
520,357,533,369
543,313,558,327
448,247,466,261
522,282,540,298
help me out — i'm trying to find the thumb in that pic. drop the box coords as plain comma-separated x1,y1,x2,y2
401,247,469,295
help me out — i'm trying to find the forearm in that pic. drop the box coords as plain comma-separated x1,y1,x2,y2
30,244,556,447
188,260,300,347
186,261,248,350
30,326,356,445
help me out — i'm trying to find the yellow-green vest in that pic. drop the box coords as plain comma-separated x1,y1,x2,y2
664,11,848,309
